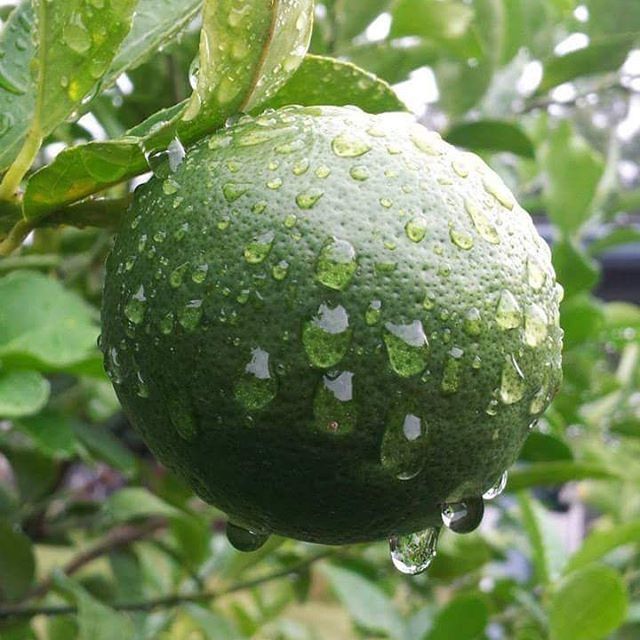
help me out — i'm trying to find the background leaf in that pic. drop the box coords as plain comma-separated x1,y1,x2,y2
426,593,489,640
0,521,35,601
0,370,49,418
445,120,535,157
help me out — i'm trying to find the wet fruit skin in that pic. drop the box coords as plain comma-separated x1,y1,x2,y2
101,106,563,545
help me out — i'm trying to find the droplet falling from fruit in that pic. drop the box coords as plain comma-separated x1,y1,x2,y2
389,527,440,575
441,497,484,533
226,522,270,552
482,471,508,500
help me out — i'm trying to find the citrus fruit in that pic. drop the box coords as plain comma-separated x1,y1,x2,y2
101,105,563,550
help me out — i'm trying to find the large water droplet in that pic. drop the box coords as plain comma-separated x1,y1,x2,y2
441,497,484,533
226,522,269,552
313,371,356,434
524,304,549,347
464,198,500,245
381,412,428,480
222,182,249,203
529,385,549,415
302,304,352,368
441,346,464,394
124,285,146,325
464,308,482,336
389,527,439,575
410,127,442,155
527,257,547,291
244,231,274,264
483,174,515,210
64,15,91,54
293,158,310,175
170,262,189,288
331,133,371,158
495,290,522,329
405,218,427,243
383,321,430,377
178,300,203,331
316,238,357,291
272,260,290,281
296,189,324,209
234,348,277,411
449,225,474,250
483,471,508,500
500,355,526,405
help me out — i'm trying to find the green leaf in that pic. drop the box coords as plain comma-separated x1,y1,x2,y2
517,493,566,583
104,0,202,87
0,271,98,370
588,227,640,257
72,422,136,475
0,2,37,172
560,294,605,346
54,573,135,640
3,447,58,502
0,369,49,417
553,238,600,298
508,462,618,491
586,0,640,37
445,120,535,158
538,35,638,94
261,55,407,114
540,121,605,234
178,0,314,141
426,593,489,640
0,521,35,601
321,564,404,638
549,564,628,640
391,0,475,42
185,604,243,640
31,0,137,137
565,520,640,574
334,0,391,41
16,411,77,458
519,432,573,463
103,487,180,523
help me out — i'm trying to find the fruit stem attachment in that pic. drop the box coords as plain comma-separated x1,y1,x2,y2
0,126,43,204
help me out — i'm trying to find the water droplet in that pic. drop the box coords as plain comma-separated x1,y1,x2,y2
350,165,370,181
235,129,277,147
483,174,515,210
441,497,484,533
316,238,357,291
136,372,149,398
170,263,189,288
485,398,499,416
527,257,547,291
223,182,249,203
423,294,435,310
365,300,382,326
529,385,549,415
159,312,174,335
524,304,548,347
452,158,469,178
384,321,430,378
555,283,565,303
379,197,393,209
302,304,352,368
296,189,324,209
367,125,387,138
405,218,427,243
163,177,179,195
272,260,289,281
64,15,91,54
275,138,305,155
381,412,428,480
331,133,371,158
483,471,508,500
375,261,397,275
192,264,209,284
313,371,356,434
293,159,310,175
410,127,442,155
500,355,526,405
449,225,474,250
252,201,267,215
267,177,283,190
495,290,522,329
315,165,331,178
244,231,274,264
124,285,146,325
441,346,464,395
167,396,198,441
389,528,439,575
234,348,277,410
464,308,482,336
465,198,500,244
178,300,203,331
226,522,269,552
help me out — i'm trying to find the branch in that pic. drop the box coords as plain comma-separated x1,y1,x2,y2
0,550,334,620
25,517,167,602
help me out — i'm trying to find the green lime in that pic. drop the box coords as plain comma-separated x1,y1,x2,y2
101,106,562,546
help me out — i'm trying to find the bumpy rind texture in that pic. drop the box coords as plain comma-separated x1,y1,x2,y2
102,106,563,544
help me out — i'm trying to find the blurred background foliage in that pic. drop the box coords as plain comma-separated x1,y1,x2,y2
0,0,639,639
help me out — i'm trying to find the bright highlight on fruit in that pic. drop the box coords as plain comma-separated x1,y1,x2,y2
101,105,563,575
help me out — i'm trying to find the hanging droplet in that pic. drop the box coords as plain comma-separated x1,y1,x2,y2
441,346,464,394
383,321,430,377
124,285,146,325
244,231,275,264
315,237,357,291
331,133,371,158
380,412,428,480
500,355,526,405
464,198,500,245
441,497,484,533
234,348,277,410
483,471,508,500
389,527,439,575
524,304,549,347
313,371,356,434
405,218,427,243
302,304,352,368
495,290,522,329
226,522,269,552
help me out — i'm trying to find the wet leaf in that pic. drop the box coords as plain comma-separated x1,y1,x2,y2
445,120,535,158
0,521,35,601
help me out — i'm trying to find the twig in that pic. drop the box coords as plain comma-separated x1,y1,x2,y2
24,517,167,602
0,550,334,620
0,253,61,271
